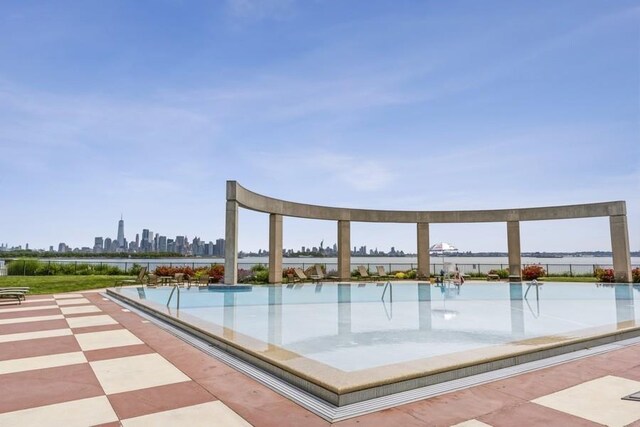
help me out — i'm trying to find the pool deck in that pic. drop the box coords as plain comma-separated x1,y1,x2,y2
2,291,640,426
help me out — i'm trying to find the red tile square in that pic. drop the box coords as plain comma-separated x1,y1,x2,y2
0,319,69,334
107,381,215,420
197,372,329,427
0,308,60,320
0,335,81,361
479,402,601,426
0,364,104,413
84,344,155,362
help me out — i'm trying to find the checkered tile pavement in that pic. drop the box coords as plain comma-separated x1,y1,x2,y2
3,290,640,426
0,293,250,426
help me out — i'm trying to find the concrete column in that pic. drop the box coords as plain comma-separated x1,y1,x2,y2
417,223,430,279
224,200,238,284
507,221,521,281
337,220,351,280
268,214,283,284
610,215,632,282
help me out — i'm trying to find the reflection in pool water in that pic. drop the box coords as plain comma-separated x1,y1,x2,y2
121,282,639,372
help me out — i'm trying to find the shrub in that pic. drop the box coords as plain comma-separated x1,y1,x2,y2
251,264,267,273
282,267,296,279
7,259,41,275
7,259,126,276
595,268,616,283
254,270,269,283
237,268,252,283
522,264,545,280
154,266,198,278
129,263,144,276
208,264,224,283
405,270,417,279
466,272,487,278
488,269,509,279
633,268,640,284
395,272,406,280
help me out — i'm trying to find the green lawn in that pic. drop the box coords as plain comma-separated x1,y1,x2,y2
0,275,130,295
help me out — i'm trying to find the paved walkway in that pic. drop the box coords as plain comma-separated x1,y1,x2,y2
2,292,640,426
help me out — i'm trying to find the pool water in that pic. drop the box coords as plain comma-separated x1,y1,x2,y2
116,282,639,373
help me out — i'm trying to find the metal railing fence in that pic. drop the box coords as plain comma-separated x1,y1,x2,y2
3,258,637,277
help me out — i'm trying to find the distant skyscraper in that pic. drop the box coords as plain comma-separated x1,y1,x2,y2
117,215,125,249
176,236,185,254
94,237,104,253
141,229,150,252
104,238,112,252
216,238,225,257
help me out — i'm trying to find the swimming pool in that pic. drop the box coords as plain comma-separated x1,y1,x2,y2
108,282,640,406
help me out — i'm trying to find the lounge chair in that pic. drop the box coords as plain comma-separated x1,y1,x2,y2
174,273,184,286
0,287,30,304
293,268,308,282
357,265,375,282
196,275,210,287
310,265,324,284
115,267,148,287
376,266,391,279
146,274,159,287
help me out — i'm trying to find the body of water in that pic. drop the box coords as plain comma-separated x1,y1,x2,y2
23,255,640,265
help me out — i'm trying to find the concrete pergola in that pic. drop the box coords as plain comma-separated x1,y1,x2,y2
224,181,633,284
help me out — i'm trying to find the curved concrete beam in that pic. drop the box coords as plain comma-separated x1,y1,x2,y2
228,181,625,223
224,181,632,284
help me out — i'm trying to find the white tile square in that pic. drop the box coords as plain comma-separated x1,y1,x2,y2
0,352,86,375
75,329,143,351
0,314,64,325
66,315,117,328
121,401,250,426
90,353,190,394
56,298,91,306
53,293,84,299
60,305,101,315
22,298,55,303
452,420,493,427
533,375,640,427
0,396,117,427
0,305,58,313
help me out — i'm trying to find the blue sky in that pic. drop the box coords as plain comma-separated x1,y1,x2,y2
1,0,638,253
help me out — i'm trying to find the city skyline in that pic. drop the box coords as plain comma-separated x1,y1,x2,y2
1,211,638,257
0,1,638,253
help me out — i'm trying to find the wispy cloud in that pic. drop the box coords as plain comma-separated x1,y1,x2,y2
0,81,221,175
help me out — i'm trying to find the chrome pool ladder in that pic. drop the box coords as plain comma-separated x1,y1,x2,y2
381,281,393,302
166,285,180,309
